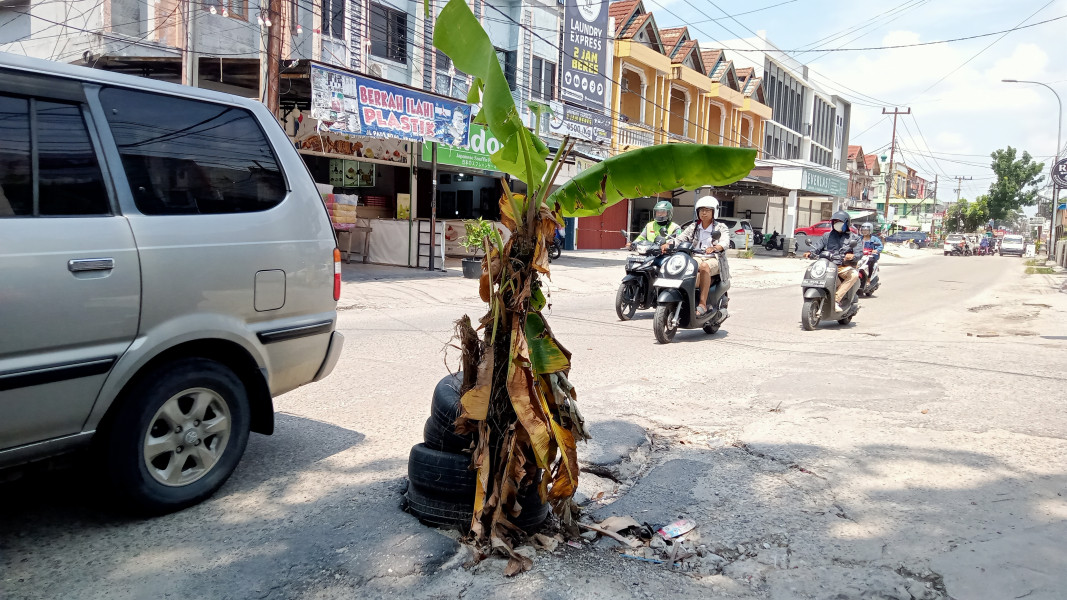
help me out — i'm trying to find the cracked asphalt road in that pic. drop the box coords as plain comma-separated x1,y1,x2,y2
2,250,1066,599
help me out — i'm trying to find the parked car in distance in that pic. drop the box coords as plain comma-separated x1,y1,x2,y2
884,231,930,248
999,234,1026,257
716,217,755,249
0,52,344,514
793,220,859,243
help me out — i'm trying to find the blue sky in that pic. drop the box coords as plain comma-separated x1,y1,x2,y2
647,0,1067,205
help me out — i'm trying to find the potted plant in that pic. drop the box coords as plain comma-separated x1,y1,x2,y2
458,217,495,279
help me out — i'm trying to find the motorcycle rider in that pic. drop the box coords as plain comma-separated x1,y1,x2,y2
630,200,681,247
661,196,731,317
859,222,882,279
803,210,863,312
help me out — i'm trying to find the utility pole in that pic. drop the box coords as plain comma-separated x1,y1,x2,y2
181,0,199,87
882,107,911,225
264,0,283,115
954,175,972,202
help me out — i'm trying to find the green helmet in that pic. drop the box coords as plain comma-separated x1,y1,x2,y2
653,200,673,225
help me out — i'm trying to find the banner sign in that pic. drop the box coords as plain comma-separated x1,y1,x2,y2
802,168,848,197
287,112,412,167
548,102,611,143
311,64,472,146
562,0,609,112
422,124,502,172
1052,158,1067,188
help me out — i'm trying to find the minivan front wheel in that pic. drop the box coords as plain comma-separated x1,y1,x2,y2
105,358,250,514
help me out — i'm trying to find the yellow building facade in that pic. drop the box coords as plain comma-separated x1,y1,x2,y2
608,0,772,154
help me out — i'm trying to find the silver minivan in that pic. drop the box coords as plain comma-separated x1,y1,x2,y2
0,53,344,512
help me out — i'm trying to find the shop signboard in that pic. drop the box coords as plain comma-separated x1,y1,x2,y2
290,112,413,167
562,0,609,112
422,123,501,172
310,63,472,146
802,168,848,197
1051,158,1067,188
548,101,611,143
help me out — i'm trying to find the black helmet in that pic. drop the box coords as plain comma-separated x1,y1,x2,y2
653,200,673,225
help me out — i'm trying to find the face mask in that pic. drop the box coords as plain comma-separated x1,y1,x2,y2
833,222,846,233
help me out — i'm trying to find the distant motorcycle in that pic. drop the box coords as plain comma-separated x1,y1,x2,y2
800,250,860,330
616,232,669,321
856,248,880,297
548,229,564,261
763,230,783,251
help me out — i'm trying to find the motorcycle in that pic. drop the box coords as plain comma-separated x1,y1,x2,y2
763,230,783,251
548,229,564,261
651,232,730,344
800,249,861,330
856,248,880,297
616,231,669,321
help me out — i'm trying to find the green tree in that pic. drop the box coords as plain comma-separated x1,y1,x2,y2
945,199,969,232
965,195,991,231
987,147,1044,221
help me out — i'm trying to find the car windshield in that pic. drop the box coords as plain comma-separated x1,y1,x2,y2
1004,236,1023,243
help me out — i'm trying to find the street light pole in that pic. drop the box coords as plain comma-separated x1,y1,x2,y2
1003,79,1062,259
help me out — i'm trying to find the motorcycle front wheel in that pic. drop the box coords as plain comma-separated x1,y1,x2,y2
548,243,562,261
653,303,678,344
615,282,638,321
801,298,822,331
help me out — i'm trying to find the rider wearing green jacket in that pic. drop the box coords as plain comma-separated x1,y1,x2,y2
633,200,680,244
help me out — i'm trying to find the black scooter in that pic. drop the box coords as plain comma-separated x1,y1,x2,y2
651,232,730,344
763,230,783,251
616,232,669,321
800,249,860,330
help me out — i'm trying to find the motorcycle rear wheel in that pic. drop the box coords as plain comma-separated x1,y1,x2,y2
615,282,638,321
653,303,678,344
548,244,562,261
801,298,821,331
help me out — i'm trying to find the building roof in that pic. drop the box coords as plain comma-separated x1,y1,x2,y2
610,0,642,37
621,12,651,39
660,27,687,53
701,50,722,74
864,154,880,173
847,145,864,160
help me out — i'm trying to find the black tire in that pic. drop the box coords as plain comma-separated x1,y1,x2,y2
102,358,250,514
837,315,854,325
615,282,638,321
423,416,475,453
801,298,821,331
548,244,562,261
653,303,678,344
407,443,477,498
729,240,736,250
430,373,463,432
702,322,720,334
402,479,550,531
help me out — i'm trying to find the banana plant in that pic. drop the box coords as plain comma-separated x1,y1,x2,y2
433,0,756,575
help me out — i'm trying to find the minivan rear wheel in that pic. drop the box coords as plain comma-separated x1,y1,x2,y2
104,358,250,514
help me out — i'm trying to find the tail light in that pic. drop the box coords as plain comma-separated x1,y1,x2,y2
333,248,341,301
735,228,745,234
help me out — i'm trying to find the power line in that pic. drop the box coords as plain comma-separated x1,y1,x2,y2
909,0,1057,103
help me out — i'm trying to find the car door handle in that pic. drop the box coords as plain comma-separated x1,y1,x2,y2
68,258,115,272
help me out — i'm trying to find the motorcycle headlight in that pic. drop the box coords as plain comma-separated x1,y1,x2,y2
665,254,687,276
809,260,827,278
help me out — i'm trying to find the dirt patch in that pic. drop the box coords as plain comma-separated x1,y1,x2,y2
967,304,995,312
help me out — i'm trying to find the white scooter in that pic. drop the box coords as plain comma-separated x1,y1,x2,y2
855,248,880,297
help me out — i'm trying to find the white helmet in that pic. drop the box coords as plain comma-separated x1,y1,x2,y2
695,196,720,212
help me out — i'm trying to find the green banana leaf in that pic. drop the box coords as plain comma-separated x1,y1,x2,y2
548,145,758,218
434,0,549,186
525,313,569,374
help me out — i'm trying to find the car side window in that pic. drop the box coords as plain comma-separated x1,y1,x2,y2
0,94,109,217
816,222,830,229
99,88,286,215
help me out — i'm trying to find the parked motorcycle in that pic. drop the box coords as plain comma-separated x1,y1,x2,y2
616,232,669,321
651,233,730,344
856,248,880,297
800,250,861,330
763,230,783,251
548,229,564,261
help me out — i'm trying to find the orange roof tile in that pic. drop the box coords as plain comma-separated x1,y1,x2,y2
610,0,642,36
672,39,699,64
701,50,722,72
621,12,651,39
847,145,864,160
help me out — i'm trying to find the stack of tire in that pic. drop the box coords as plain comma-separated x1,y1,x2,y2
404,373,550,531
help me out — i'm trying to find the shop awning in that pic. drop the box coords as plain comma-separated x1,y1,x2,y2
849,210,886,225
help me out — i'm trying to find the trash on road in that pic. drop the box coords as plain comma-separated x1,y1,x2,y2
657,518,697,539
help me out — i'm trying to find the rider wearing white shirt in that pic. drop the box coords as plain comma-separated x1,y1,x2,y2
661,196,731,316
